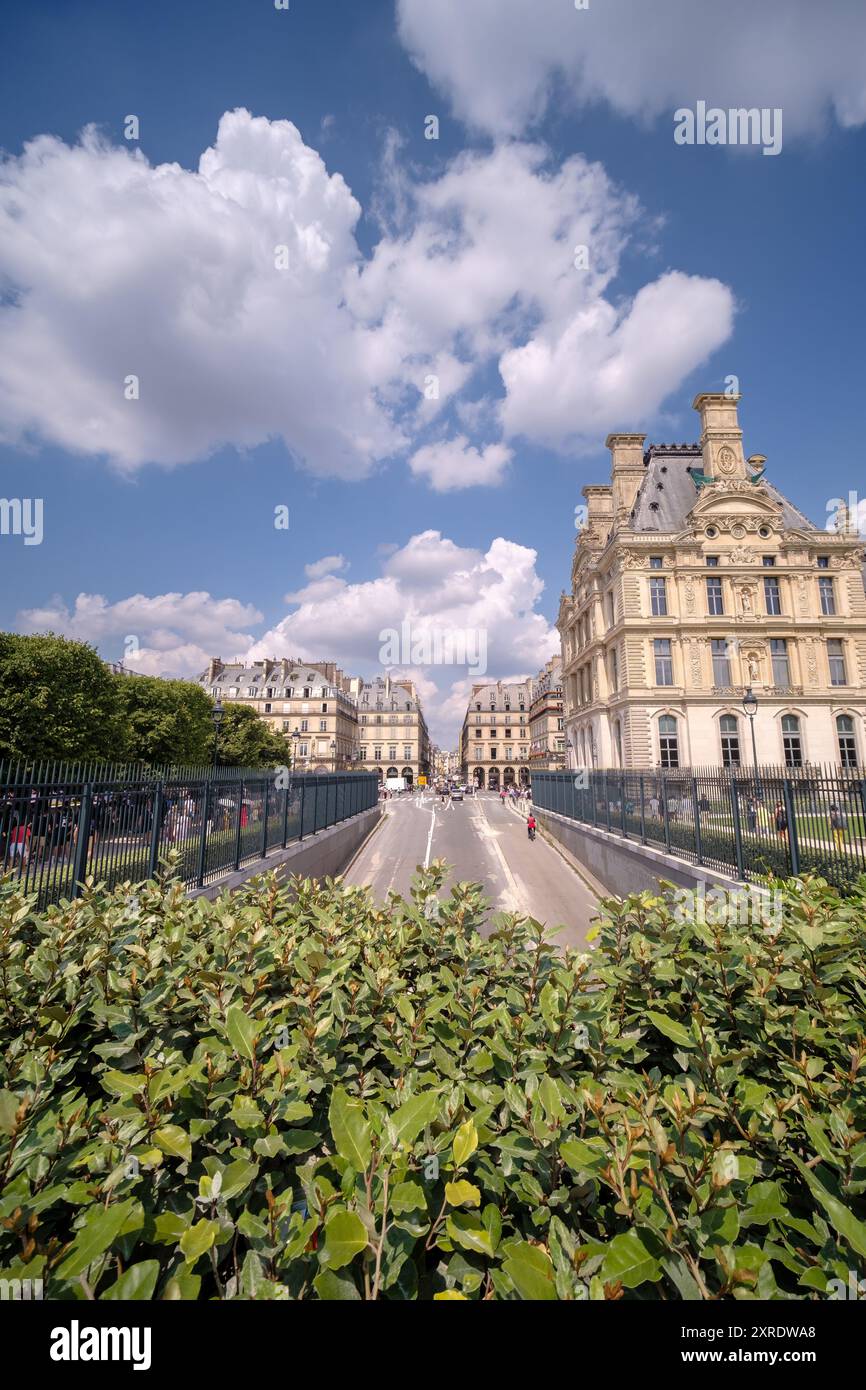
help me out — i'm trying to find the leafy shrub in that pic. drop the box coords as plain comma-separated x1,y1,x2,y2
1,863,865,1300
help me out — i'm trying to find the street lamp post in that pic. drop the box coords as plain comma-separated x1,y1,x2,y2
742,687,759,800
212,698,224,770
330,739,337,771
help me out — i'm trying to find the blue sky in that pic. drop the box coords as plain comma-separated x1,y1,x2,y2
1,0,865,743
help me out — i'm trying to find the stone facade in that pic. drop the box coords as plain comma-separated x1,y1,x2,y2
202,658,359,771
350,674,431,787
558,393,866,771
529,657,566,770
460,678,533,789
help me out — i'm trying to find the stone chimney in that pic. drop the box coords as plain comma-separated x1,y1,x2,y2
581,484,615,540
693,393,747,481
606,434,647,520
207,657,223,684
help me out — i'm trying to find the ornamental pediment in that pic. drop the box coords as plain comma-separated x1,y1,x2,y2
688,482,781,523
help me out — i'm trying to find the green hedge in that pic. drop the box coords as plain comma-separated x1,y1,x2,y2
1,862,865,1300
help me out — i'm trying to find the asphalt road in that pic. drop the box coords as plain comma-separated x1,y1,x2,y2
343,790,599,951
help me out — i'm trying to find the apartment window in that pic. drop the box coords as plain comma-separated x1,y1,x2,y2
782,715,803,768
818,576,836,616
828,639,847,686
837,715,858,768
300,719,309,732
610,647,619,691
491,748,497,760
764,576,782,616
658,715,679,769
504,728,512,739
719,714,741,768
654,639,673,686
706,576,724,615
817,556,830,569
374,747,382,761
711,639,731,687
706,556,719,568
282,721,290,732
404,746,412,761
319,719,327,731
606,592,615,627
264,703,272,714
649,577,668,616
389,746,397,761
770,639,790,687
360,747,367,761
474,745,483,760
321,702,328,713
650,555,663,569
762,556,776,568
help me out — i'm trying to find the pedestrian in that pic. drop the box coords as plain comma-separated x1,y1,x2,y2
829,803,847,849
527,812,537,841
774,801,788,840
746,797,758,833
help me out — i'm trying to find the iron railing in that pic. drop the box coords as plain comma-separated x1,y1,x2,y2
531,764,866,892
0,768,379,908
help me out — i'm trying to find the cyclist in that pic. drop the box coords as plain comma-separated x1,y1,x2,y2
527,812,537,842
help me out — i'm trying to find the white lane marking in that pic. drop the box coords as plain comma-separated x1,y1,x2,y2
423,799,437,868
474,795,523,913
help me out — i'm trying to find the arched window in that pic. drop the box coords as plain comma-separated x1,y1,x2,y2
658,715,679,769
719,714,741,769
836,715,858,769
781,715,803,769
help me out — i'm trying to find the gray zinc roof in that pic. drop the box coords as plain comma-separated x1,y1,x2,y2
630,448,817,534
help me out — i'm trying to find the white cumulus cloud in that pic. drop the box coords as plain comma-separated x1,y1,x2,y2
0,111,735,479
397,0,866,140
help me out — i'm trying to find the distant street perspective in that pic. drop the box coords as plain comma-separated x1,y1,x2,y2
345,788,598,949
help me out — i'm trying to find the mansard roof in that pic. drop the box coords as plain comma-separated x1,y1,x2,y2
630,446,817,534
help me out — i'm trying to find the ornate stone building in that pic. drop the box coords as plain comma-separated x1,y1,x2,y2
201,658,359,771
557,393,866,771
529,657,566,771
349,674,431,787
460,679,532,789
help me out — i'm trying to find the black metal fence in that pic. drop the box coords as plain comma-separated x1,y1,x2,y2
531,765,866,892
0,767,379,908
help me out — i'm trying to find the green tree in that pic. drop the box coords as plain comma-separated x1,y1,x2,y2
114,676,214,767
0,632,123,764
216,703,289,768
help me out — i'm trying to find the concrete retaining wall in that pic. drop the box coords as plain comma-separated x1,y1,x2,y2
535,807,742,899
189,805,382,901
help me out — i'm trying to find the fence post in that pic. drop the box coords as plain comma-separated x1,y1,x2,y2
260,780,270,859
282,780,290,848
298,779,306,841
662,780,671,853
730,781,745,881
604,773,611,832
233,782,244,871
619,774,626,837
783,778,800,876
692,776,703,866
639,774,647,844
71,784,93,899
147,782,164,878
196,785,210,888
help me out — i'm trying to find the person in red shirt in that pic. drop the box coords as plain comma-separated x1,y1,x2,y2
527,813,537,841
